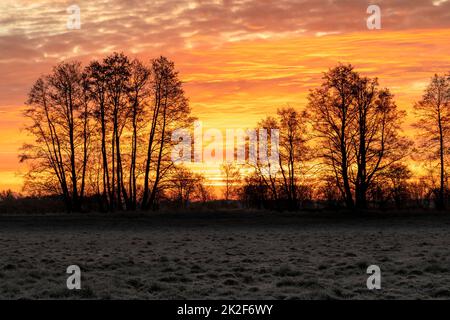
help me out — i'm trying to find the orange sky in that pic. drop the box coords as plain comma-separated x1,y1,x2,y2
1,0,450,191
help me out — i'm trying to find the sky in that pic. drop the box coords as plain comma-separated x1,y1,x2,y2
1,0,450,191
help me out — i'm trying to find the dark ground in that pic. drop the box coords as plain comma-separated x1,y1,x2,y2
1,210,450,299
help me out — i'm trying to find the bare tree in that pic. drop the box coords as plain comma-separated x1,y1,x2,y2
196,182,215,204
245,107,310,210
220,162,241,201
382,163,412,208
308,64,409,210
103,53,132,210
254,116,280,202
353,84,408,209
167,166,205,208
307,64,359,209
22,54,194,212
277,107,309,209
142,56,193,210
240,172,270,209
86,60,112,210
414,74,450,209
21,62,89,211
127,59,151,210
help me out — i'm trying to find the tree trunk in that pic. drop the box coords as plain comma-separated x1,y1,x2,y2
438,112,445,210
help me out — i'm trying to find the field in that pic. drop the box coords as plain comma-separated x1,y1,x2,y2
1,211,450,299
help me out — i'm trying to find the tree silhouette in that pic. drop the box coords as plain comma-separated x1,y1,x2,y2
166,165,205,208
414,74,450,209
308,64,409,210
21,62,90,211
21,53,194,212
21,58,447,213
243,107,310,210
141,56,194,210
127,59,151,210
220,162,241,201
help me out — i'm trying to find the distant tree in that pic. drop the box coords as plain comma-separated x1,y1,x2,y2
220,162,241,201
245,107,310,210
317,177,343,208
21,62,90,211
413,74,450,209
0,190,17,201
381,163,412,208
196,182,215,204
240,172,271,209
253,116,280,202
277,107,309,209
167,166,205,208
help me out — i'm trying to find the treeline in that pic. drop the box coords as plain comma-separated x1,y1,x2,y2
240,65,450,211
21,53,195,212
19,55,450,212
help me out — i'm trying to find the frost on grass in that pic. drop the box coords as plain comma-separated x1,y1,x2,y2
1,213,450,299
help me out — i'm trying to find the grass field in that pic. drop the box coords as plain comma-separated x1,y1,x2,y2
1,211,450,299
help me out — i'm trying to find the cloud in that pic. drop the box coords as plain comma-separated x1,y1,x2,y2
1,0,449,106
